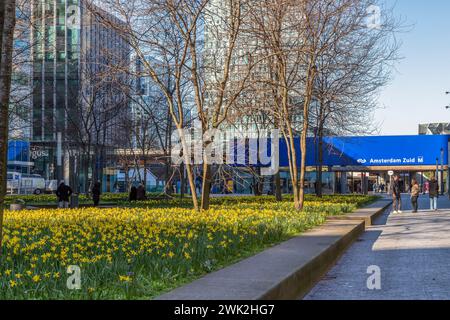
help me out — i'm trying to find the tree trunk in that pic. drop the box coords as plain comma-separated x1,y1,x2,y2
253,166,263,196
298,63,317,211
178,128,199,211
165,158,173,195
143,156,147,192
180,161,185,203
0,0,17,257
286,134,300,210
201,163,212,210
317,128,324,198
275,172,282,201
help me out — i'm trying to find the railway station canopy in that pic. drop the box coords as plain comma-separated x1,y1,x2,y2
236,135,450,172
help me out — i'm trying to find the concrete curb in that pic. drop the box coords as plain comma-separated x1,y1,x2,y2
156,199,392,301
328,199,393,227
258,220,366,300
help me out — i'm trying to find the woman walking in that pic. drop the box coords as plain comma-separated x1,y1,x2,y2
410,178,420,213
91,181,102,207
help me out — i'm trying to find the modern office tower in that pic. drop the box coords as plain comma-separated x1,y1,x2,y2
7,3,33,174
203,0,304,138
30,0,130,183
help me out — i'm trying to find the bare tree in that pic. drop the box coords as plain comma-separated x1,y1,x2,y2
129,55,189,195
87,0,261,210
310,0,401,196
247,0,401,210
85,0,201,210
248,0,311,210
65,54,129,193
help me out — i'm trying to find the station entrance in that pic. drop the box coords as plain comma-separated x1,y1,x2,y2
227,134,450,196
335,168,448,195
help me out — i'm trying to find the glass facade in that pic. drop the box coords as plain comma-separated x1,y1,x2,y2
7,141,31,174
32,0,82,179
31,0,130,186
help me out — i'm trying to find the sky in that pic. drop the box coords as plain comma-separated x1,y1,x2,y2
375,0,450,135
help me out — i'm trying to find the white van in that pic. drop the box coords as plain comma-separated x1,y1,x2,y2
6,172,20,193
7,172,46,195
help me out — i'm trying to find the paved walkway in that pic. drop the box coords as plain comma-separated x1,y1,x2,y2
305,194,450,300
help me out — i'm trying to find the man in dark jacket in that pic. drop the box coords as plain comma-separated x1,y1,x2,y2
429,175,439,211
56,181,73,208
136,182,146,201
391,175,402,214
129,186,138,202
91,181,102,207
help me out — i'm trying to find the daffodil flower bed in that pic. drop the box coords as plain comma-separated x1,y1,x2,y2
0,196,376,299
4,193,375,208
4,193,138,206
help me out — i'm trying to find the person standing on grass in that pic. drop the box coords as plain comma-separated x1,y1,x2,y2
91,181,101,207
195,174,202,196
429,175,439,211
391,175,402,214
129,185,137,202
56,181,73,209
410,178,420,213
137,182,146,201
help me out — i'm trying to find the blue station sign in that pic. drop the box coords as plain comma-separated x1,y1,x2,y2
278,135,450,168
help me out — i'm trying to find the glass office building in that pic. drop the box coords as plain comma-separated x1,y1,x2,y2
31,0,79,178
31,0,130,182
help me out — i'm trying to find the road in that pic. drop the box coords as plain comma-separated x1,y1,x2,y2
305,194,450,300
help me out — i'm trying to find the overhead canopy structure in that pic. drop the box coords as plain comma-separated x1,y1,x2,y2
278,135,450,171
231,135,450,172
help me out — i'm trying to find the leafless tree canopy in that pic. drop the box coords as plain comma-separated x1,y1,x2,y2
0,0,403,219
83,0,402,210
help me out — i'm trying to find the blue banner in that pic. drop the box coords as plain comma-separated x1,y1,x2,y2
279,135,450,167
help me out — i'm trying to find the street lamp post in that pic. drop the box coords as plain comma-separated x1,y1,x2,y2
445,91,450,196
436,157,439,189
446,91,450,109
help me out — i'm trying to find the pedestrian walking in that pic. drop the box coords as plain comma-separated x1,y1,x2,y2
424,181,429,195
129,185,137,202
429,175,439,211
113,182,120,193
91,181,101,207
391,175,402,214
410,178,420,213
56,180,73,209
195,174,202,196
136,182,146,201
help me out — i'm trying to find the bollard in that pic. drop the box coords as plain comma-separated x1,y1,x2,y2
70,194,79,208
